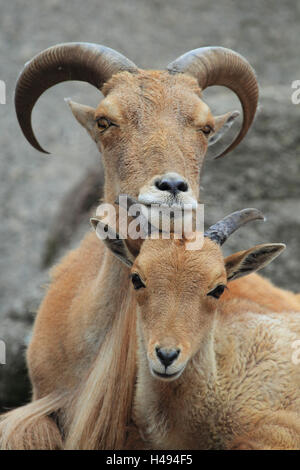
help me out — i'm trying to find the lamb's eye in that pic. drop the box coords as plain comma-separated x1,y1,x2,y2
201,125,214,136
131,273,146,290
96,117,112,132
207,284,226,299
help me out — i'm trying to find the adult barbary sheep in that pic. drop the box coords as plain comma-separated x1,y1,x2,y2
0,43,260,449
91,206,300,450
14,43,258,219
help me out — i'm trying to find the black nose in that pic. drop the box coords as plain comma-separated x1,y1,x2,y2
155,174,188,195
156,347,180,368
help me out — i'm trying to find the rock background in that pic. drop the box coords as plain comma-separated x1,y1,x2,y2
0,0,299,410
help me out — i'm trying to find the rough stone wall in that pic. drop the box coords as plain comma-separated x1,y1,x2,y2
0,0,299,410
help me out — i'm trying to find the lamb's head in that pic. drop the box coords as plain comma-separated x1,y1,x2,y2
16,43,258,209
91,207,285,381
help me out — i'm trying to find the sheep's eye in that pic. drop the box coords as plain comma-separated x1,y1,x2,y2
96,117,113,132
207,284,226,299
131,273,146,290
201,125,214,136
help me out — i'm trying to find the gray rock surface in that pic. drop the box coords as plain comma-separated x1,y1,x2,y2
0,0,299,410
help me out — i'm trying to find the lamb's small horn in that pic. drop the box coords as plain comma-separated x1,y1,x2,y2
204,208,265,246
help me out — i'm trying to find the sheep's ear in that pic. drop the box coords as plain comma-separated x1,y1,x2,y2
90,218,134,267
65,99,96,139
208,110,240,146
225,243,286,282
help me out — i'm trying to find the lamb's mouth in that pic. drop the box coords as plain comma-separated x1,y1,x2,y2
151,367,185,381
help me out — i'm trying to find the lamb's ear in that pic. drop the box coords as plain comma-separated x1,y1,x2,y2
90,218,133,267
208,111,240,146
65,99,96,139
225,243,286,282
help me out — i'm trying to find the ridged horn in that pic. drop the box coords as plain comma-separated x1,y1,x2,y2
167,47,259,159
204,208,265,245
15,42,138,153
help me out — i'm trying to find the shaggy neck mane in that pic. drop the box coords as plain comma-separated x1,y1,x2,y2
64,269,137,450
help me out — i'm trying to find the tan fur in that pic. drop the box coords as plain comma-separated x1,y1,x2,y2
130,238,300,450
0,393,65,449
0,232,139,449
1,68,290,449
0,69,239,449
224,273,300,312
1,227,299,449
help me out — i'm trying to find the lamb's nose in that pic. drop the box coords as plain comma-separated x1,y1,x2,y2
155,347,180,368
155,173,188,195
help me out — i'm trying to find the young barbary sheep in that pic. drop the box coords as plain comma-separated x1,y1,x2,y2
90,207,300,450
1,205,299,449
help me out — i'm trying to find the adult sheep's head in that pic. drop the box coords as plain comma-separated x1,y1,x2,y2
15,43,258,208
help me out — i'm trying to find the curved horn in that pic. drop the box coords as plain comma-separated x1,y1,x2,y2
167,47,259,159
204,208,265,246
15,42,138,153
